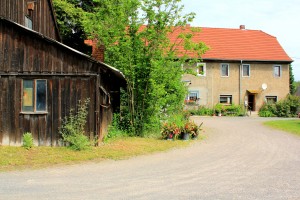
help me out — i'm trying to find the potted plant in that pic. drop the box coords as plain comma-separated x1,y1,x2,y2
182,121,203,140
161,122,181,140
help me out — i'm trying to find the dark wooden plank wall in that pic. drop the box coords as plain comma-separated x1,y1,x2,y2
0,0,59,40
0,76,97,146
0,20,99,74
0,19,121,146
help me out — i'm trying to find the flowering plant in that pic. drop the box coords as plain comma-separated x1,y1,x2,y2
161,122,181,140
183,121,203,138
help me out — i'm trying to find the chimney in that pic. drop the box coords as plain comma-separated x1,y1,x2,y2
84,39,105,62
240,25,245,30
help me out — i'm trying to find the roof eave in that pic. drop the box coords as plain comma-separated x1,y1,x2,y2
0,17,125,80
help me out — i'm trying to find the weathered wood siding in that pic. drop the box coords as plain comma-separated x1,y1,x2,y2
0,18,122,146
0,0,60,40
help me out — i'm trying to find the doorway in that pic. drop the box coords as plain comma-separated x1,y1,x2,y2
248,94,255,111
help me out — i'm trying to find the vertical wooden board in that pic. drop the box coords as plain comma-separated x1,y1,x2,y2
0,79,3,144
56,78,62,145
33,38,40,72
46,79,53,146
30,116,39,146
65,78,71,115
0,22,4,71
95,75,101,145
3,26,11,72
51,78,59,146
1,78,9,145
14,78,22,145
70,78,77,113
8,77,16,145
89,77,96,139
38,115,46,146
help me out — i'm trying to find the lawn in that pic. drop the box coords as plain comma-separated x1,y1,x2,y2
264,120,300,136
0,137,196,172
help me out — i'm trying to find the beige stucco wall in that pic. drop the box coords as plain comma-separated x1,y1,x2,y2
182,61,290,110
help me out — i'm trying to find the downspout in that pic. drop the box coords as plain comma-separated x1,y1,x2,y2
239,60,243,105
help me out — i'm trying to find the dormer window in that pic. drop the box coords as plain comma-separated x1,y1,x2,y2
25,16,33,29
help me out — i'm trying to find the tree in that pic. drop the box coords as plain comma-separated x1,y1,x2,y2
53,0,208,136
289,65,296,94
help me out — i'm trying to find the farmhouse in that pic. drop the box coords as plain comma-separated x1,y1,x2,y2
171,25,293,111
0,0,125,146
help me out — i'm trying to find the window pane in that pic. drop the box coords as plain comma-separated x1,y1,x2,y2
22,80,34,112
198,66,204,74
25,16,33,29
274,66,280,77
220,95,232,104
243,65,250,76
222,64,229,76
36,80,47,111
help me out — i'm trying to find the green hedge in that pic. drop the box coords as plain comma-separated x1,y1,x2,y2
259,95,300,117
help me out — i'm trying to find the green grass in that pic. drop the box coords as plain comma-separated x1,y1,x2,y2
0,137,197,172
264,120,300,136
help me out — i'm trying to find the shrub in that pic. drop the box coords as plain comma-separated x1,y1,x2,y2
259,95,300,118
105,114,127,141
22,132,34,149
60,98,92,151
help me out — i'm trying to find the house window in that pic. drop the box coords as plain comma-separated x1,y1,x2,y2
219,95,232,105
25,16,33,29
242,64,250,77
196,63,206,76
274,65,281,77
185,91,200,104
221,63,229,77
22,80,47,113
265,96,277,104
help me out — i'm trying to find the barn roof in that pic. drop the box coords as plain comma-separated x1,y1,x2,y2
170,25,293,62
0,16,125,80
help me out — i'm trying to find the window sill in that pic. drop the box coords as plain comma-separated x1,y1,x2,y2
20,112,48,115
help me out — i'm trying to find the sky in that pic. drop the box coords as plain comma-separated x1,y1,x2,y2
180,0,300,81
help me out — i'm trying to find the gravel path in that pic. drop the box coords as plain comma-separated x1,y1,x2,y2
0,117,299,200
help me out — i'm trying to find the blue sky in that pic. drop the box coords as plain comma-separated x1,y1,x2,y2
181,0,300,81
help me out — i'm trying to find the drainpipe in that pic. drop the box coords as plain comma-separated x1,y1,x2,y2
239,60,243,105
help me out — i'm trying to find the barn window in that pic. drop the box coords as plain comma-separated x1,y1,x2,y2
22,80,47,113
25,16,33,29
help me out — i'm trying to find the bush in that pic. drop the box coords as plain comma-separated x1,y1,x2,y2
105,114,128,141
259,95,300,118
22,132,34,149
60,98,92,151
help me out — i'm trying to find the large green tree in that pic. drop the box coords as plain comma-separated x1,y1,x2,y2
53,0,207,136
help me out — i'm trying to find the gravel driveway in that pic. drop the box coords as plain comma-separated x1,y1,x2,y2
0,117,299,200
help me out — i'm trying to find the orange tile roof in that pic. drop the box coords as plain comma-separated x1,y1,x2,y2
169,26,293,62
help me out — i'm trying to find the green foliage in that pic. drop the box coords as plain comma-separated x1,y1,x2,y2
22,132,34,149
289,65,296,94
213,104,243,116
53,0,208,137
188,106,214,116
105,114,128,142
259,95,300,117
60,98,92,151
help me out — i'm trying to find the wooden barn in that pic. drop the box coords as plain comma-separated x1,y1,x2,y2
0,0,125,146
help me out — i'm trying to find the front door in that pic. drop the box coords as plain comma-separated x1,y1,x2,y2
248,94,255,111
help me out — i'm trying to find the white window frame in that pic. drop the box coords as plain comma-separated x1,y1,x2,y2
273,65,281,77
185,90,200,104
265,96,278,104
196,63,206,77
221,63,230,77
219,95,232,105
242,64,250,77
